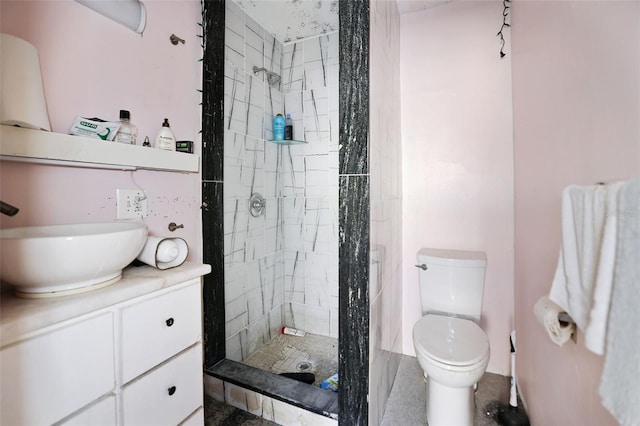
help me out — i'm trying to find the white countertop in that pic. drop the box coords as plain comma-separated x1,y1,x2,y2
0,261,211,347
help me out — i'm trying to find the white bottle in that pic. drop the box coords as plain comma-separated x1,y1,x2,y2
155,118,176,151
115,109,137,144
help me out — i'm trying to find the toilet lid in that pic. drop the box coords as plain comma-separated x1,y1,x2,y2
413,315,489,367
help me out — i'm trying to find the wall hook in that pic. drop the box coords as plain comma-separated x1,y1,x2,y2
168,222,184,232
170,34,185,45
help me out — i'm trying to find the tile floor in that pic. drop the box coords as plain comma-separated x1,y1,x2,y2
381,355,513,426
242,333,339,387
205,354,518,426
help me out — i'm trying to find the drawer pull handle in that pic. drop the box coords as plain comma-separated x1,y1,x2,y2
168,386,177,396
165,318,175,327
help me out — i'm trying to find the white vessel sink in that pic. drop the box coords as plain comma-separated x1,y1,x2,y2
0,222,147,297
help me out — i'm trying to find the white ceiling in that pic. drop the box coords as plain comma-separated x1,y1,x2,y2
396,0,451,15
233,0,339,44
231,0,449,45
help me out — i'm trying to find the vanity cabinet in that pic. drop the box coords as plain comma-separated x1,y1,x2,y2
0,275,205,426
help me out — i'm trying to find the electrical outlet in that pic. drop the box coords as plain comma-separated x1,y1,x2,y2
116,189,148,219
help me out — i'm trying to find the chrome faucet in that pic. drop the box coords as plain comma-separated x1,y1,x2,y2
0,200,19,216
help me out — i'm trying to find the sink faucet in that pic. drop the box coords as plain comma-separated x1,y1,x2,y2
1,200,19,216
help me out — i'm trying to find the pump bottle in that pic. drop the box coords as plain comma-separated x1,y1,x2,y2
155,118,176,151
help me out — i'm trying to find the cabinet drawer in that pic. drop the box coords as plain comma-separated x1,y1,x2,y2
180,407,204,425
121,281,202,383
59,394,116,426
0,312,115,425
122,344,203,426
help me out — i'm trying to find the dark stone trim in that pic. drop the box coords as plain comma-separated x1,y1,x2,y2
339,0,370,176
202,0,225,182
201,0,226,370
207,360,338,419
338,175,370,426
202,181,225,368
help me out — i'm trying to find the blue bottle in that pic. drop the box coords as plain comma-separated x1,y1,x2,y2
273,114,285,141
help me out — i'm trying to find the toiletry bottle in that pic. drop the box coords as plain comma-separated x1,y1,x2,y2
155,118,176,151
273,114,285,141
285,113,293,140
114,109,137,144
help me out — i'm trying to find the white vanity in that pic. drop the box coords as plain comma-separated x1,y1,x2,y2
0,262,211,425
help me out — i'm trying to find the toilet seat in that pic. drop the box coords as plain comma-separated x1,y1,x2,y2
413,314,489,368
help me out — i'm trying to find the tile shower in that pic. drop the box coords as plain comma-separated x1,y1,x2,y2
222,1,340,364
203,1,400,423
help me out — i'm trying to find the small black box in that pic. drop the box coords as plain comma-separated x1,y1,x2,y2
176,140,193,153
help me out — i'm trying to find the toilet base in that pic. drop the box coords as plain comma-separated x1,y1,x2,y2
425,374,474,426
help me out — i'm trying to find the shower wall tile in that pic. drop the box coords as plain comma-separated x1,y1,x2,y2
264,143,281,198
224,198,247,265
264,33,281,74
282,42,304,92
245,212,265,262
326,33,340,88
226,293,248,337
330,308,339,337
264,197,283,255
225,0,245,71
304,35,330,89
223,131,246,199
225,263,247,303
245,75,265,139
303,198,338,254
303,88,331,143
280,147,306,197
244,15,264,74
284,250,305,304
283,198,305,251
304,156,330,199
224,62,246,133
226,329,248,362
244,137,264,196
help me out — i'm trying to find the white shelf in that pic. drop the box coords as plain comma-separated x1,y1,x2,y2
0,125,199,173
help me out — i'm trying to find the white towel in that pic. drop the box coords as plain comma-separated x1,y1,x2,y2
584,182,624,354
599,178,640,426
549,184,609,332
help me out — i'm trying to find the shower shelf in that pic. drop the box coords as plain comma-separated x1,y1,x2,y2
268,139,308,145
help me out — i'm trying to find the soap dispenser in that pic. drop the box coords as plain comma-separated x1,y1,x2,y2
155,118,176,151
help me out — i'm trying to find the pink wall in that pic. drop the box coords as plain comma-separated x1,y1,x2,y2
512,1,639,424
0,1,203,259
400,1,514,375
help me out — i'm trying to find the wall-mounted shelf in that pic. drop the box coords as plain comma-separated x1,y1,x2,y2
268,139,308,146
0,125,199,173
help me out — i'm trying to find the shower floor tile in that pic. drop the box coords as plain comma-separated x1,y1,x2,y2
243,333,338,387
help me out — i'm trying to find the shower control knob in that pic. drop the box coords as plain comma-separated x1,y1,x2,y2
414,264,428,270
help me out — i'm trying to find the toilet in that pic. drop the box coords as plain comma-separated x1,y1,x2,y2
412,248,490,426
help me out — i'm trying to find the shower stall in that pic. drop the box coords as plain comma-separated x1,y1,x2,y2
200,1,400,424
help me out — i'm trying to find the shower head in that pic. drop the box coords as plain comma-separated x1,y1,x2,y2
253,66,281,87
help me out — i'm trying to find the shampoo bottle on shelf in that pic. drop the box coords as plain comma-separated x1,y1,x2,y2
114,109,137,144
155,118,176,151
273,114,285,141
285,113,293,140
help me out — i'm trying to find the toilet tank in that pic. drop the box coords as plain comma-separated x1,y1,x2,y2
416,248,487,321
